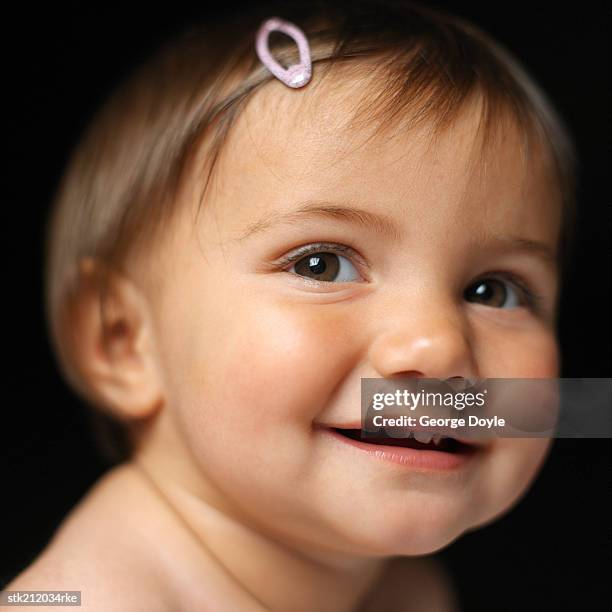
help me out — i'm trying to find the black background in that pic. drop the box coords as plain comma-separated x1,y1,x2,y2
3,1,611,610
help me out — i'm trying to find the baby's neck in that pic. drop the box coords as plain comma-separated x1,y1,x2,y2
129,449,387,612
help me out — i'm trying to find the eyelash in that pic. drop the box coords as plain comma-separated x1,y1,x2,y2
277,242,369,276
473,270,545,313
277,242,546,312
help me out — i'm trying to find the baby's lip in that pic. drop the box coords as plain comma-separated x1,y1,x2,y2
313,421,490,448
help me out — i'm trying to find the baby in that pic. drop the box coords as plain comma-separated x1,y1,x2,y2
6,1,577,610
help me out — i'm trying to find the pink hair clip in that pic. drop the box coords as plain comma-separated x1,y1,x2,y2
255,17,312,88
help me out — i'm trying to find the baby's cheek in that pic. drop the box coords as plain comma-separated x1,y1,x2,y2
207,299,362,426
163,276,365,457
166,293,368,520
475,320,560,378
457,323,558,529
470,437,552,528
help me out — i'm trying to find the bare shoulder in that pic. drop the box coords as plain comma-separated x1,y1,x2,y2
359,555,460,612
4,551,170,612
4,464,176,611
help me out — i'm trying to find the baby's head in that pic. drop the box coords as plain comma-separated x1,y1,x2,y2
45,1,576,559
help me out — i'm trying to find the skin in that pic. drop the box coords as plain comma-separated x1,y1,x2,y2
7,69,562,611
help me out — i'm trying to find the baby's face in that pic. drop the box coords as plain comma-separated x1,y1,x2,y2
145,74,561,558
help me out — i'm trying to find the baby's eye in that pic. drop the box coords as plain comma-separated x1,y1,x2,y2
290,252,360,283
464,276,533,309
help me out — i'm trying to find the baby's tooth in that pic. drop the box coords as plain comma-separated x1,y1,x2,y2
414,432,434,444
432,434,442,446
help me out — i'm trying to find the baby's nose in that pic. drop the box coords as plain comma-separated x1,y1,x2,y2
367,296,477,381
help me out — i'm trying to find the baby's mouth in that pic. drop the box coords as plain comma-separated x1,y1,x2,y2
329,427,478,455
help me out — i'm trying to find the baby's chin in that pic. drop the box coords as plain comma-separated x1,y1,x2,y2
305,492,482,558
324,478,535,558
293,438,552,559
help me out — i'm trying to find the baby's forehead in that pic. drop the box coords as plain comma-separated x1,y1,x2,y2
225,67,380,176
226,68,536,180
208,66,560,246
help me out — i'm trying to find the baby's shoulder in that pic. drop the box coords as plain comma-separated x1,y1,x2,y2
4,545,170,612
4,464,177,611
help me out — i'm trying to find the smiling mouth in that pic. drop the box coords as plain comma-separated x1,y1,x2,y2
330,428,477,455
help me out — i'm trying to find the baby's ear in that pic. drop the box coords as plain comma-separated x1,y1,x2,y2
64,256,164,422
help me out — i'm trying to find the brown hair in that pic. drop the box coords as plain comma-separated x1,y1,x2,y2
44,0,578,465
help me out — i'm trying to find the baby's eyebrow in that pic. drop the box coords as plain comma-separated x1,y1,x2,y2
476,235,558,271
236,200,404,242
236,199,558,270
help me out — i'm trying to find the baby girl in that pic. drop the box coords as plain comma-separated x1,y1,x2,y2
6,1,576,610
